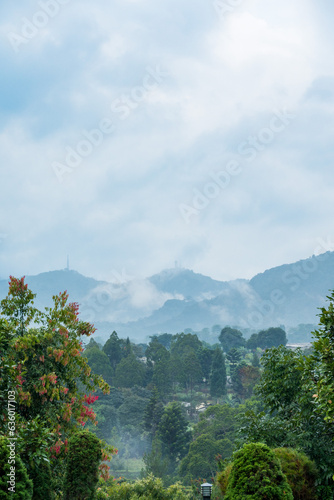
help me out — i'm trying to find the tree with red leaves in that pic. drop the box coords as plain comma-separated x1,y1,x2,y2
0,276,117,496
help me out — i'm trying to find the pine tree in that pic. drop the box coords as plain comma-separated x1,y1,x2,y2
102,331,122,370
124,337,132,357
144,387,164,439
152,358,172,397
210,347,226,398
226,348,242,375
251,351,260,368
157,402,191,464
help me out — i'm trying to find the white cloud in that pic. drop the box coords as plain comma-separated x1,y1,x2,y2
1,0,334,284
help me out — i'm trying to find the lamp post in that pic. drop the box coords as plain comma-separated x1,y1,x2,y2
201,482,212,499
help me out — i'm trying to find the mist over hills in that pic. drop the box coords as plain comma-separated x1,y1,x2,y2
1,252,334,342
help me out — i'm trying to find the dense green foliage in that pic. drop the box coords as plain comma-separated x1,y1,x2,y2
219,327,246,352
3,274,334,498
238,344,334,496
96,474,193,499
63,431,102,499
218,447,318,500
273,448,318,500
84,347,113,385
28,459,54,500
158,402,191,464
210,347,226,398
144,388,164,440
223,442,293,500
114,353,146,388
0,435,33,499
231,362,260,399
179,404,242,482
247,327,287,349
0,277,116,494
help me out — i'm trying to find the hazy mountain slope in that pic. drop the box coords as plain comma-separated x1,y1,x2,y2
149,268,231,299
249,252,334,326
0,270,106,310
102,254,334,341
2,252,334,342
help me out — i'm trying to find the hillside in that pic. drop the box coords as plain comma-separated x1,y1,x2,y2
1,252,333,342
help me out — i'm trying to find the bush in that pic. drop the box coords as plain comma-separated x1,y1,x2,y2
273,448,318,500
63,430,102,500
218,447,318,499
222,442,293,499
217,463,232,496
0,435,33,499
97,474,193,499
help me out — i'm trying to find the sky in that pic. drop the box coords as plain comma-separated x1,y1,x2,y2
1,0,334,283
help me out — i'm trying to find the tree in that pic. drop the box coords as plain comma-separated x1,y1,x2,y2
123,337,132,357
114,353,146,388
247,327,287,350
182,350,203,395
102,331,122,371
254,345,303,410
238,345,334,497
194,404,239,444
84,347,113,384
152,358,172,397
239,363,260,398
310,290,334,422
150,333,173,350
179,434,228,482
198,346,214,381
180,404,244,483
273,448,318,500
85,338,101,350
219,327,246,352
210,347,226,398
146,337,170,363
143,437,172,480
0,276,115,491
223,442,293,499
63,430,102,499
144,388,164,439
170,333,202,358
226,348,242,373
231,362,260,399
117,393,149,428
157,402,191,464
251,351,260,367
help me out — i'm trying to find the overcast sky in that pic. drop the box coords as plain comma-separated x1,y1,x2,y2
1,0,334,283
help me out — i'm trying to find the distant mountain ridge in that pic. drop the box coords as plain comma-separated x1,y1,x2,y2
1,252,334,342
148,268,233,299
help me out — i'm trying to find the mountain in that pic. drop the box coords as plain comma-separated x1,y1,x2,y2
0,270,107,311
1,252,334,342
99,253,334,341
148,268,232,299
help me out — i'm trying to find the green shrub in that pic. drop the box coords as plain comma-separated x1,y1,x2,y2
217,463,232,496
63,430,102,500
223,442,293,499
0,435,33,499
273,448,318,500
97,474,193,499
218,446,319,499
28,460,54,500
